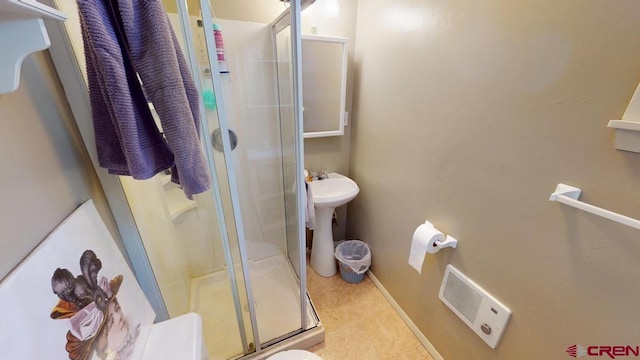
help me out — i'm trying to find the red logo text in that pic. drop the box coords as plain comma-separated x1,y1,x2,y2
567,345,640,359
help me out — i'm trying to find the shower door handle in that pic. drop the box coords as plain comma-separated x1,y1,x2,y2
211,128,238,152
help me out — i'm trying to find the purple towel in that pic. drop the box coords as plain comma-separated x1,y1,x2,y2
77,0,211,198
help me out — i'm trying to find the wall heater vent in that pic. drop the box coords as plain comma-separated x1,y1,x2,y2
439,265,511,349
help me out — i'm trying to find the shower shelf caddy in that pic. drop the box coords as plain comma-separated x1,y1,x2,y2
158,174,197,221
0,0,66,94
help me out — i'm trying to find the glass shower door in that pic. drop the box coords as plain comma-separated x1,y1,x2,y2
190,0,311,352
273,2,308,331
172,1,260,357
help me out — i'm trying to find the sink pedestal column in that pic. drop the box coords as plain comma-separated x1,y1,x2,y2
310,207,337,277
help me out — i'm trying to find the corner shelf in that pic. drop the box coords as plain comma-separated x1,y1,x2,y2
158,175,198,221
608,120,640,153
608,80,640,154
0,0,67,94
0,0,66,20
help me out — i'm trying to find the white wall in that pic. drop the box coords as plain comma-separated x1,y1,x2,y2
120,177,194,317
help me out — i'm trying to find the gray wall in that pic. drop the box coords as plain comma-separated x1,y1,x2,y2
301,2,358,241
301,1,358,177
0,52,120,279
349,1,640,359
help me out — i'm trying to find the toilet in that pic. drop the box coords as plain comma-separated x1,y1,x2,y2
266,349,323,360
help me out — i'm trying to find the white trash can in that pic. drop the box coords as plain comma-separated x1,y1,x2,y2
334,240,371,284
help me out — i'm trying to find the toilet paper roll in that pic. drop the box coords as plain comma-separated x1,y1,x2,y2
408,221,445,274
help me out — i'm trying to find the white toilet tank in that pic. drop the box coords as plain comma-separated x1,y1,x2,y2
266,349,323,360
141,312,206,360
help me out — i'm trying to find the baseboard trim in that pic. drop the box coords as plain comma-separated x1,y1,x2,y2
367,271,445,360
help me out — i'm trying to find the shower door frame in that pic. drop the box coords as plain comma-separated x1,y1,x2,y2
175,0,258,355
270,0,310,333
192,0,264,353
190,0,310,353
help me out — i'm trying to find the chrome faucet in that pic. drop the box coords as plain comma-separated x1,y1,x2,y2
314,170,329,180
306,170,329,181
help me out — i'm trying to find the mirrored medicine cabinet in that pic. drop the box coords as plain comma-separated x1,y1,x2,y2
301,34,348,138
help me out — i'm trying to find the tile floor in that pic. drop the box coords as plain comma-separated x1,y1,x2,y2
304,264,434,360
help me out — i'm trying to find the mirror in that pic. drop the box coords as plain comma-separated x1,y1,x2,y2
301,34,348,138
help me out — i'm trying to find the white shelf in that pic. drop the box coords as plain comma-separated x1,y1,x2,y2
158,175,198,221
0,0,66,21
0,0,66,94
168,201,197,221
608,80,640,154
608,120,640,154
608,119,640,132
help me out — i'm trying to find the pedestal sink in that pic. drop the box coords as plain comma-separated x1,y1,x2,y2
309,173,359,277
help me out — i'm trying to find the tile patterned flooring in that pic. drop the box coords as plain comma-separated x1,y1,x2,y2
304,265,434,360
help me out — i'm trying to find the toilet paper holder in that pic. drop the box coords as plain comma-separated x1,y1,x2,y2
433,234,458,252
423,221,458,253
409,221,458,274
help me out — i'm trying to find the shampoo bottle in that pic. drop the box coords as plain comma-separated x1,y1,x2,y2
212,23,229,73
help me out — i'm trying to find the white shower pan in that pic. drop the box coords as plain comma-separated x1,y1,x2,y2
190,252,318,360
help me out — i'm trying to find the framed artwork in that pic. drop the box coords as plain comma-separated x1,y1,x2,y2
0,200,155,359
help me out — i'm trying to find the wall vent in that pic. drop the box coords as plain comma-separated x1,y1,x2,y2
439,265,511,349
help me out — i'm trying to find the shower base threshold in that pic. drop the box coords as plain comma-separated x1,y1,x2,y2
190,253,322,360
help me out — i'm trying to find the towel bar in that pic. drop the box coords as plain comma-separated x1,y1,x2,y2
549,183,640,230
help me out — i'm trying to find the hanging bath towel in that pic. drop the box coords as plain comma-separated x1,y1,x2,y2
77,0,210,198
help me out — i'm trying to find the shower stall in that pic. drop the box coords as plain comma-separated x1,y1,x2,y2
46,0,322,358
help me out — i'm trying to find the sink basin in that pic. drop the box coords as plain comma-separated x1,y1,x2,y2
309,173,359,208
309,173,359,277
